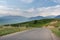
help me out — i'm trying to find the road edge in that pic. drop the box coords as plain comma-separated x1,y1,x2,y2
0,29,32,38
51,32,58,40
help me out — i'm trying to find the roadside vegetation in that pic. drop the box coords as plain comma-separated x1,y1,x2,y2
0,19,54,36
4,19,54,27
51,28,60,37
50,20,60,37
44,19,60,37
0,19,60,36
0,27,32,36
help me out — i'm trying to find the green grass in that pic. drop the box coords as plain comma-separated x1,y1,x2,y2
0,19,60,36
56,21,60,27
50,19,60,37
51,28,60,37
0,27,32,36
4,19,54,27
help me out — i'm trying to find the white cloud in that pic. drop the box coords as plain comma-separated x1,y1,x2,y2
0,5,60,17
0,5,21,16
21,0,34,3
37,5,60,16
0,0,7,5
0,5,7,9
22,5,60,17
25,8,35,12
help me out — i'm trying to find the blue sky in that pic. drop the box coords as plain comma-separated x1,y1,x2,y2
0,0,60,17
7,0,58,9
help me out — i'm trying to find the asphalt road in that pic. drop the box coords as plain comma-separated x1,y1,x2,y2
0,28,54,40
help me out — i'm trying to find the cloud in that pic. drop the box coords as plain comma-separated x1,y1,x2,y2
0,0,7,5
20,0,34,3
0,5,38,17
22,5,60,17
0,5,7,9
37,5,60,16
0,5,60,17
0,5,21,16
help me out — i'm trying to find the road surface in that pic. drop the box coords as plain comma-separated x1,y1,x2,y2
0,28,55,40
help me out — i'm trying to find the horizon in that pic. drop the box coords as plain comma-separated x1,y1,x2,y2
0,0,60,40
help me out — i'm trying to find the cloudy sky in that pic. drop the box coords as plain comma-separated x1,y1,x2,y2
0,0,60,17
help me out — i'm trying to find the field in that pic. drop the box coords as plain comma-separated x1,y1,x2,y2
0,19,53,36
0,19,60,37
0,27,32,36
51,28,60,37
49,19,60,37
4,19,54,27
54,20,60,37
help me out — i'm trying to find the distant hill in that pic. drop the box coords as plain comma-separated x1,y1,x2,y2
0,16,45,25
4,19,55,27
0,16,28,25
0,15,59,25
46,15,56,18
29,16,45,20
55,15,60,18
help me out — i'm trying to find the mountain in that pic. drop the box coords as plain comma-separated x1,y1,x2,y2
29,16,45,20
0,16,45,25
55,15,60,18
46,15,56,18
0,15,57,25
0,16,28,25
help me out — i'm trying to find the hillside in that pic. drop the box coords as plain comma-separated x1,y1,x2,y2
55,15,60,18
29,16,45,20
1,19,60,38
0,16,28,25
0,15,60,25
0,16,46,25
3,19,55,27
45,19,60,28
42,19,60,38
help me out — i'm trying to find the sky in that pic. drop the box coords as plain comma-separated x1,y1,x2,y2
0,0,60,17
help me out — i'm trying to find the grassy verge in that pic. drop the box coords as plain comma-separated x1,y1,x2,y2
51,28,60,37
0,19,57,36
0,27,32,36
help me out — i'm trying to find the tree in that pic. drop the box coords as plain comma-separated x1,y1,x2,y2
33,20,37,24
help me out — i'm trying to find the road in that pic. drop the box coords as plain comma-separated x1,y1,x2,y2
0,28,55,40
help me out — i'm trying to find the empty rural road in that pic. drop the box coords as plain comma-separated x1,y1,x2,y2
0,28,55,40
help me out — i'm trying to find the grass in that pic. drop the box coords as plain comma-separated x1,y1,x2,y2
50,20,60,37
0,19,60,36
51,28,60,37
0,27,32,36
55,21,60,27
4,19,54,27
0,19,54,36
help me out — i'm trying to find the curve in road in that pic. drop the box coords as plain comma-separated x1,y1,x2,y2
0,28,55,40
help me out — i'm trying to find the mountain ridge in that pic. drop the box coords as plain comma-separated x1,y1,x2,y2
0,15,60,25
55,15,60,18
